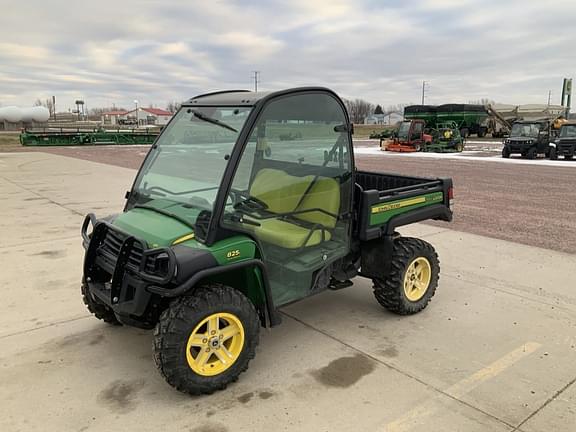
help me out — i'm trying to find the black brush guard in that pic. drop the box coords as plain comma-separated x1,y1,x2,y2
81,214,176,317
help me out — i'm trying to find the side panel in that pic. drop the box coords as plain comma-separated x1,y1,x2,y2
207,236,257,265
370,192,444,225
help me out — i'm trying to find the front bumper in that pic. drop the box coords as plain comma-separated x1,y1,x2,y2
558,142,576,155
82,214,176,319
506,141,533,153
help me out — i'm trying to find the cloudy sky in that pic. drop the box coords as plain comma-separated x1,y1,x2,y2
1,0,575,111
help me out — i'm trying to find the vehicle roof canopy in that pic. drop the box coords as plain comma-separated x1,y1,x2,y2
184,87,347,122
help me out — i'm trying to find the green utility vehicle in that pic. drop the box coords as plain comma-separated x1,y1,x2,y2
502,120,554,159
549,122,576,160
425,122,465,153
81,87,454,395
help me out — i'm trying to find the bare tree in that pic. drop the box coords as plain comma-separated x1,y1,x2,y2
385,104,407,115
90,107,127,116
166,101,182,113
468,98,496,106
34,98,55,118
343,98,375,124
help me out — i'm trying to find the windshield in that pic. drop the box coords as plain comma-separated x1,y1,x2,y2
129,106,252,226
560,125,576,138
511,123,541,138
398,121,411,139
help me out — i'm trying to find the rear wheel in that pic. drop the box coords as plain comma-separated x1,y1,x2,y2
81,280,121,325
502,146,511,158
565,154,573,160
153,284,260,395
373,237,440,315
460,128,469,138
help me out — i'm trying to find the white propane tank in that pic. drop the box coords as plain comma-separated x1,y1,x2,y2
0,106,23,123
0,106,49,123
26,106,50,122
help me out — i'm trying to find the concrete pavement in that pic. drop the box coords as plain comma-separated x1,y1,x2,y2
1,152,574,432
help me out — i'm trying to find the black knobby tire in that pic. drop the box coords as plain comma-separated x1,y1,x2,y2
526,147,537,159
565,154,573,160
502,146,510,158
81,280,121,325
549,148,558,160
372,237,440,315
153,283,260,395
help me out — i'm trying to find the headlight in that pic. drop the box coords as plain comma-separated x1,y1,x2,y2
145,252,171,277
141,248,177,283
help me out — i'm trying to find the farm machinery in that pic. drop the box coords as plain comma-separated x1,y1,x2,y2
381,120,464,153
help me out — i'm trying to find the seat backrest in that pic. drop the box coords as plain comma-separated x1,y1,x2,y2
250,168,314,214
294,177,340,228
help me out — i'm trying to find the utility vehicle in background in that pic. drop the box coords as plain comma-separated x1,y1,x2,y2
549,122,576,160
425,122,465,153
81,87,454,395
502,120,555,159
383,119,433,152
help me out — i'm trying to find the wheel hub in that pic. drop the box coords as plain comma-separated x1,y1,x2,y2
185,312,245,377
403,257,432,302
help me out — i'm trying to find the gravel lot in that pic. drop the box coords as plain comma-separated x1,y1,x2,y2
4,142,576,254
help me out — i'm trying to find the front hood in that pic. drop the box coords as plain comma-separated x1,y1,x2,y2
112,202,200,248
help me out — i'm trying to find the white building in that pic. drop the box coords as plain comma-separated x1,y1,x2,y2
102,108,173,127
101,110,128,126
364,112,403,125
124,107,173,126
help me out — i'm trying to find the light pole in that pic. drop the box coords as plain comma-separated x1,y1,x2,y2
134,99,139,127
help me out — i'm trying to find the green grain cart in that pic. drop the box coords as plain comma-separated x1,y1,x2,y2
404,104,489,138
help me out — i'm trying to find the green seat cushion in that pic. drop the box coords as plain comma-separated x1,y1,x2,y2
252,218,331,249
295,177,340,228
250,168,314,214
247,168,340,249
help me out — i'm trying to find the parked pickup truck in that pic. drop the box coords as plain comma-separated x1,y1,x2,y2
80,86,454,395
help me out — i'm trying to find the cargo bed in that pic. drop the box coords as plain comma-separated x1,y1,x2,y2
355,170,453,241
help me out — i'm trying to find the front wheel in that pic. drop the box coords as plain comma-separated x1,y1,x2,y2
153,284,260,395
502,146,511,158
373,237,440,315
550,148,558,160
81,280,121,325
526,147,537,159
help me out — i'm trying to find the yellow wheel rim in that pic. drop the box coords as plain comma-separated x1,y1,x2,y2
403,257,432,302
186,312,245,377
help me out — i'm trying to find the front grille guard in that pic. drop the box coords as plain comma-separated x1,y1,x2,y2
82,214,176,288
